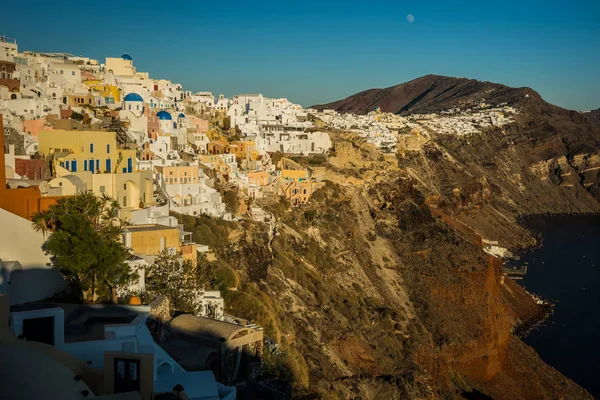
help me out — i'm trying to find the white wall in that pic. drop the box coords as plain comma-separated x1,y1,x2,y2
0,209,67,304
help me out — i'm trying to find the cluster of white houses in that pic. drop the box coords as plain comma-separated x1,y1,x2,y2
0,36,336,221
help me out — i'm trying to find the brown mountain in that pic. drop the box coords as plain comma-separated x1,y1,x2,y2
584,108,600,131
312,74,542,115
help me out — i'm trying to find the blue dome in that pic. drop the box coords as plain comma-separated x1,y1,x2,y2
178,113,185,118
121,54,132,61
157,111,172,120
124,93,143,102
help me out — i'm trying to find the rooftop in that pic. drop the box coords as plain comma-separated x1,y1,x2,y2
124,224,176,233
171,314,250,342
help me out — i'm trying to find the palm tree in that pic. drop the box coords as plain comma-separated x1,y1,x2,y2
32,191,135,303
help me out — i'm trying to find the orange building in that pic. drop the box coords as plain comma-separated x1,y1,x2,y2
228,140,256,160
247,170,269,186
283,180,312,205
21,119,49,137
207,140,228,155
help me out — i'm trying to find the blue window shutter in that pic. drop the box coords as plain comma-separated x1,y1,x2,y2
72,160,77,172
106,159,111,173
127,158,133,173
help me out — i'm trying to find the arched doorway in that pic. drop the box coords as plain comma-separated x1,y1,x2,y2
122,180,139,208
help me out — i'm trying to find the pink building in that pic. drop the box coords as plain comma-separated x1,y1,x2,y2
21,119,49,137
188,116,209,133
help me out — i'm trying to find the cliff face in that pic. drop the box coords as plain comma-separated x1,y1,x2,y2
203,151,591,398
187,77,600,399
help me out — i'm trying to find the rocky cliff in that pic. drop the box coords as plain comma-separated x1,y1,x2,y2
187,77,599,399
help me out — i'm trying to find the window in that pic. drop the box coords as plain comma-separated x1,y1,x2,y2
90,143,94,153
100,185,105,193
71,160,77,172
124,183,127,190
107,144,110,153
84,160,88,171
71,71,75,76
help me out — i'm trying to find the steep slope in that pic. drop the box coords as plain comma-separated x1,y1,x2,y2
312,75,540,115
179,77,600,399
182,140,593,399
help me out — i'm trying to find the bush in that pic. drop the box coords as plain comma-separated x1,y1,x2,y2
213,261,240,289
224,190,239,214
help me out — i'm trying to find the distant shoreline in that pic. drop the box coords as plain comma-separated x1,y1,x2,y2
509,213,600,337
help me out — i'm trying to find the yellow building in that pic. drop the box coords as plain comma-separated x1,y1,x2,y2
123,224,197,265
124,224,180,256
278,169,309,183
39,129,137,175
198,155,232,176
198,154,220,164
84,80,121,104
105,55,136,77
66,93,97,107
229,140,257,160
154,165,199,185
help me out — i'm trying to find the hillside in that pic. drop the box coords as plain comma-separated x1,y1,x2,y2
312,74,541,115
179,76,600,399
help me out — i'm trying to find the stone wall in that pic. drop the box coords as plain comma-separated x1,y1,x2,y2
147,295,172,345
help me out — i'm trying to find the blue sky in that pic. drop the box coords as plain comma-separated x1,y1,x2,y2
3,0,599,110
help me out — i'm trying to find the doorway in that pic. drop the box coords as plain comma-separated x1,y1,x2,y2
22,316,55,345
114,358,141,394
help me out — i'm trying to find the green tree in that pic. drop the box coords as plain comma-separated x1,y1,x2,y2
146,250,204,314
31,191,134,303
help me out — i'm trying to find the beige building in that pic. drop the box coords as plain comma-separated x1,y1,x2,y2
123,224,197,266
154,164,199,186
56,169,154,210
105,55,136,77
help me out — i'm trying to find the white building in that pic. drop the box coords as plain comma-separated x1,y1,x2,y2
0,36,18,62
4,301,236,400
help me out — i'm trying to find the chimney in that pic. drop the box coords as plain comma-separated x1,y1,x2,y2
0,114,6,199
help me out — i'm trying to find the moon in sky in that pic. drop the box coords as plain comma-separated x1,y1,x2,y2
407,14,415,23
